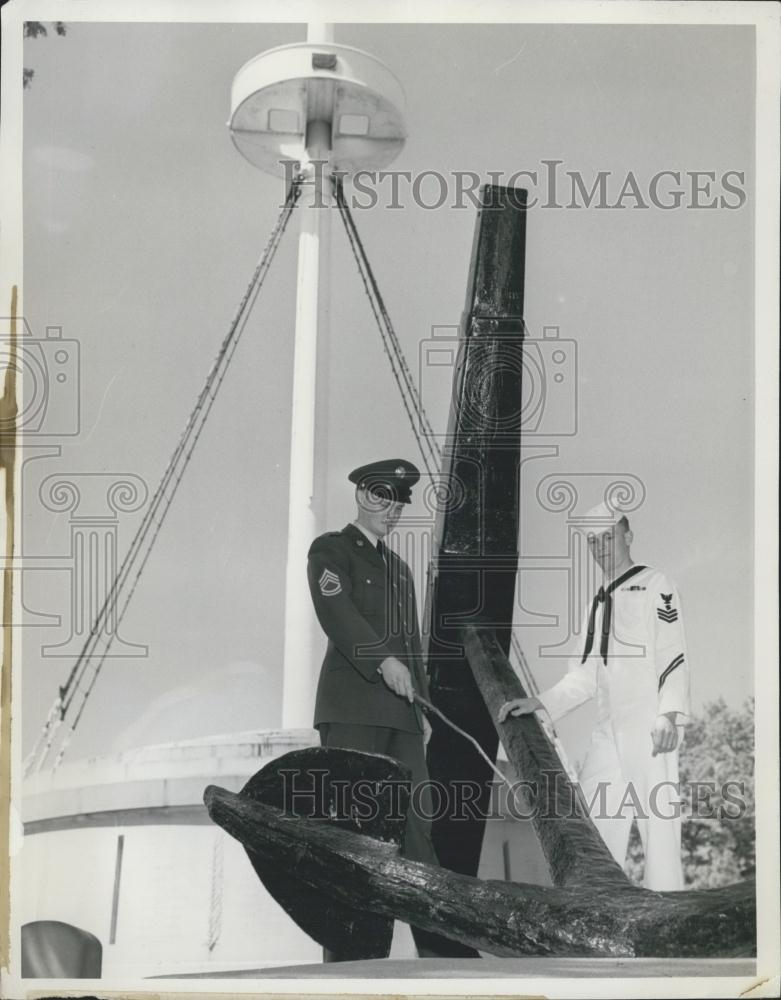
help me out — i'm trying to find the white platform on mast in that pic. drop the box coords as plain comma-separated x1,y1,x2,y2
229,42,406,175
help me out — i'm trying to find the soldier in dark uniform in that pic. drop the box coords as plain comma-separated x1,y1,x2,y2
308,459,471,959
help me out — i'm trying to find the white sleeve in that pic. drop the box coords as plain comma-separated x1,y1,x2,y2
651,575,691,721
536,607,598,725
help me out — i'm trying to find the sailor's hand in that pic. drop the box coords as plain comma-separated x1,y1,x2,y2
423,715,432,745
378,657,415,703
498,696,542,723
651,714,679,756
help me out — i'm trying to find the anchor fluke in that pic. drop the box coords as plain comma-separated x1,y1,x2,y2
205,746,411,960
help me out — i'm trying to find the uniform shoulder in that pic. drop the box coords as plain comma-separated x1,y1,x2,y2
637,566,681,593
308,529,348,556
639,565,672,581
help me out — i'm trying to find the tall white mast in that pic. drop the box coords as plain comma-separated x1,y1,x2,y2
228,23,407,729
282,22,334,728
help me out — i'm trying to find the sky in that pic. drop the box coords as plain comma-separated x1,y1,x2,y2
17,17,757,767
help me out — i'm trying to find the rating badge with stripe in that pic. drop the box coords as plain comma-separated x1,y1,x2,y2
318,568,342,597
658,653,685,690
657,593,679,623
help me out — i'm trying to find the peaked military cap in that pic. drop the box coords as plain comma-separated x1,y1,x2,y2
348,458,420,505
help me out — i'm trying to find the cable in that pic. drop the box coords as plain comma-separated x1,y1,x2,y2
24,182,302,776
334,180,441,484
414,694,517,796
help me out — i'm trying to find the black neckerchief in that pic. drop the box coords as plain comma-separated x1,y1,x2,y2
581,565,647,664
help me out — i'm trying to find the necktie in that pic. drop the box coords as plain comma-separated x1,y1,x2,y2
581,565,646,664
582,586,606,664
377,539,386,561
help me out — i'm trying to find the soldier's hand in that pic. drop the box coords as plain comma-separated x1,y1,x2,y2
378,657,415,703
498,697,542,722
651,714,679,756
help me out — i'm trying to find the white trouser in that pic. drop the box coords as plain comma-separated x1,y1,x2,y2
577,719,684,891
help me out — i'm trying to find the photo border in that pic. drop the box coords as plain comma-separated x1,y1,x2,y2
1,1,778,997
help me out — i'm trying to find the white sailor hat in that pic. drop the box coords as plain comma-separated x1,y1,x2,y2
578,501,628,536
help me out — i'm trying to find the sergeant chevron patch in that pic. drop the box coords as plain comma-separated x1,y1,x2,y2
318,568,342,596
657,592,678,622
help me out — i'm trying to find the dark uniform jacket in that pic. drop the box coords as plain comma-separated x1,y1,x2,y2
307,523,429,733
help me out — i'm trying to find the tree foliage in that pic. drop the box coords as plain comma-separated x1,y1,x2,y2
23,21,67,89
23,20,67,38
624,697,755,888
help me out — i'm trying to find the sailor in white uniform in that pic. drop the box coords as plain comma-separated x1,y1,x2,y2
499,505,690,891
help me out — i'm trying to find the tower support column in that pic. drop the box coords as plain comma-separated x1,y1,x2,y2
281,115,333,730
